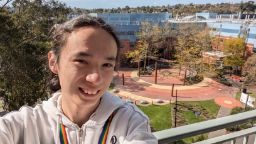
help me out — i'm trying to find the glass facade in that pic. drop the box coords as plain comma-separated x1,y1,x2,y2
91,13,172,43
87,12,255,50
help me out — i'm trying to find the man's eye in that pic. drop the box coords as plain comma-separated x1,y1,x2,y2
103,63,113,68
74,59,87,64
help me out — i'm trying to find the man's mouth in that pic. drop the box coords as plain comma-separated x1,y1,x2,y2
79,87,100,95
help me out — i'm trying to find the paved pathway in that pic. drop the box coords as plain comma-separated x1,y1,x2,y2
208,107,232,139
112,69,238,103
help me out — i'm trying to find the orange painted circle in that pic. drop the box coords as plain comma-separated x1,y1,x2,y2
224,100,232,105
215,96,243,109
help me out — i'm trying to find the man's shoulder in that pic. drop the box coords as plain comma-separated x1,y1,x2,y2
104,92,149,121
1,103,48,120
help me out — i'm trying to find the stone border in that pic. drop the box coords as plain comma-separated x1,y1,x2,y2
135,100,151,106
152,99,170,105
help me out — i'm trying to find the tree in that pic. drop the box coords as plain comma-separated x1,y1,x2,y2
175,24,207,83
135,22,161,70
223,38,245,74
240,1,256,14
195,27,212,52
87,3,241,15
0,0,70,111
126,40,148,75
125,22,166,74
160,23,178,60
194,27,213,74
242,54,256,87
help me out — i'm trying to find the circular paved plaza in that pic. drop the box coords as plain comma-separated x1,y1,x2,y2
112,68,242,108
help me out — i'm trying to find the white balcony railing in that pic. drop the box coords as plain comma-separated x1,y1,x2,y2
153,109,256,144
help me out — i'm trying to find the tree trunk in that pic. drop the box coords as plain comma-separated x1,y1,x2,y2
138,60,140,77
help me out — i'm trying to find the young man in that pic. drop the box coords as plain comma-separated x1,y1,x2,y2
0,15,157,144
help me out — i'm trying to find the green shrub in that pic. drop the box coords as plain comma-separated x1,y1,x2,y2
227,107,256,132
108,83,115,90
185,75,203,85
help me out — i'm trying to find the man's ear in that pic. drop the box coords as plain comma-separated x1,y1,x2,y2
48,51,58,74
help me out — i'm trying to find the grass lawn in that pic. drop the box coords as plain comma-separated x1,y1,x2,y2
176,100,220,126
176,101,220,143
138,100,220,143
138,104,172,132
235,92,241,99
138,100,220,132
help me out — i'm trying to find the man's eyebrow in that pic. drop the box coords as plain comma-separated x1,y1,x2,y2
74,52,92,57
74,52,116,61
106,56,116,61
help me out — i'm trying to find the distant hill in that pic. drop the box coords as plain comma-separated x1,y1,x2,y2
71,3,243,17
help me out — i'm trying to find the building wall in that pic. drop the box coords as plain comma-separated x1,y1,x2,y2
87,12,256,53
207,22,256,51
202,53,222,65
91,13,172,43
196,12,217,19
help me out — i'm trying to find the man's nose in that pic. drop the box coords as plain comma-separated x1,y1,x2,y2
86,72,102,85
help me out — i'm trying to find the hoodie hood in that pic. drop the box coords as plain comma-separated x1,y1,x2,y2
92,92,124,124
42,91,124,126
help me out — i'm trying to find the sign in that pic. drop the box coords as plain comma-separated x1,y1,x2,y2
240,92,255,108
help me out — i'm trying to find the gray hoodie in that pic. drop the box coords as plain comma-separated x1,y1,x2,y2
0,91,157,144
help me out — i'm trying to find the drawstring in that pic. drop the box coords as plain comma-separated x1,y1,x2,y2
56,115,61,144
58,115,69,144
55,108,119,144
56,96,69,144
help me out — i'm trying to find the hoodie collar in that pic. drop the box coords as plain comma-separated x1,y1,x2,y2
43,91,124,125
42,91,62,121
92,92,124,124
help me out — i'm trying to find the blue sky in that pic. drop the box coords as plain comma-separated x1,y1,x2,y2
60,0,247,9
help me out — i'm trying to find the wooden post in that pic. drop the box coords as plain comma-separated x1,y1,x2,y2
171,84,174,97
154,61,158,84
245,93,249,110
183,69,187,86
179,65,181,76
138,60,141,77
174,89,178,127
122,73,125,86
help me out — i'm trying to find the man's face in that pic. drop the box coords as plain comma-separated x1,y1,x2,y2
49,27,117,106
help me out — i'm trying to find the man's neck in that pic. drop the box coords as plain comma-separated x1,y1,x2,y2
61,98,100,127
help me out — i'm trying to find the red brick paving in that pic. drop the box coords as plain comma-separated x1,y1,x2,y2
114,69,239,102
140,75,183,85
140,69,184,85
